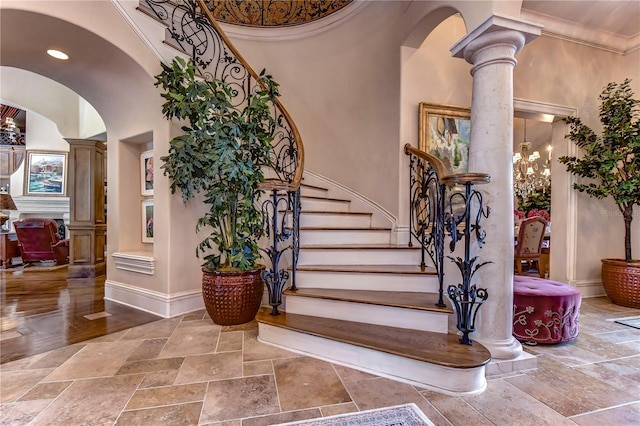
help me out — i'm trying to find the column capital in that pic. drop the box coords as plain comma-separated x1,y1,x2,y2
451,14,542,64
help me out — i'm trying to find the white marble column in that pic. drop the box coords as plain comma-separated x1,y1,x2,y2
451,16,541,359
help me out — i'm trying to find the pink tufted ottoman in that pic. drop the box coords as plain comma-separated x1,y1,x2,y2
513,276,581,344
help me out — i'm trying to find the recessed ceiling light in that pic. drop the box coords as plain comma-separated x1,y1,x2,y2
47,49,69,60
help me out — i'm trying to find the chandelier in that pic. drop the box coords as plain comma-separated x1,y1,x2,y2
513,120,551,201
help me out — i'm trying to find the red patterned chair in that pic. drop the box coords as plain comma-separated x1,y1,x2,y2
13,218,69,265
513,276,581,345
514,216,547,277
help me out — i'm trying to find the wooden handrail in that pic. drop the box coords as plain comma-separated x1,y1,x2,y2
404,143,450,182
196,0,304,189
404,144,490,185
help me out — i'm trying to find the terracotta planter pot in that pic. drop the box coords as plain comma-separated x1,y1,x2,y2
601,258,640,309
202,267,265,325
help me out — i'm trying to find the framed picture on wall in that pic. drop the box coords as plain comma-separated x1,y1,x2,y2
141,199,154,243
24,150,68,196
140,150,154,196
419,102,471,175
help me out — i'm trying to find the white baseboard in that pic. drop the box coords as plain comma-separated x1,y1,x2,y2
569,279,605,298
105,279,204,318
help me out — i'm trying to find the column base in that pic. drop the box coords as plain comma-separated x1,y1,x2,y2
68,262,106,278
473,335,523,360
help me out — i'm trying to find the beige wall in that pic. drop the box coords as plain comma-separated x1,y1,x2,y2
2,0,637,316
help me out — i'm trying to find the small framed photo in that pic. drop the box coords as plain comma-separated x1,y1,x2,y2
140,150,154,196
24,151,68,196
419,102,471,175
142,199,154,243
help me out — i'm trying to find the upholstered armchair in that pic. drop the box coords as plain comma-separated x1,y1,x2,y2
514,216,547,277
13,218,69,265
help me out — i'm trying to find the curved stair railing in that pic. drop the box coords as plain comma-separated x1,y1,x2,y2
144,0,304,316
404,144,491,345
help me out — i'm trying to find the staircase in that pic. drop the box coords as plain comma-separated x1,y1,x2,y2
256,179,491,395
134,0,491,396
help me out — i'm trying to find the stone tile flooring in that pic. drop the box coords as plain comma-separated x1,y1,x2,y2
1,297,639,425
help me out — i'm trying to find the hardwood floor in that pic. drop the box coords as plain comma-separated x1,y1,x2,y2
0,266,161,364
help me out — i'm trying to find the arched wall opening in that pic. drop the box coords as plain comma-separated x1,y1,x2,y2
0,6,186,311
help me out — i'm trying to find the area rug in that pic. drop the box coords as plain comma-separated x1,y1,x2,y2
276,403,434,426
614,316,640,329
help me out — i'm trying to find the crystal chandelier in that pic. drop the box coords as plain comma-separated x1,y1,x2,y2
513,120,551,201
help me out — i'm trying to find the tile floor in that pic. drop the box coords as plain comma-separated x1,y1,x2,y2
1,296,639,425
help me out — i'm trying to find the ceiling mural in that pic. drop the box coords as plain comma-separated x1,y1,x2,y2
205,0,353,27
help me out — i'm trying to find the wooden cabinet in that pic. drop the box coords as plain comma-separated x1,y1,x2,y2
0,232,19,269
0,145,25,188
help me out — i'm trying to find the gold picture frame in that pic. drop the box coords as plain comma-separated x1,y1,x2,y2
23,150,68,196
419,102,471,175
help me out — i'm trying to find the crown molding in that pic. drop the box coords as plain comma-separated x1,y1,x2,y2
521,9,640,55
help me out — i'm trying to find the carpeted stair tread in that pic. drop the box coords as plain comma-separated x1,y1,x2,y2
284,288,452,313
256,308,491,369
296,264,436,274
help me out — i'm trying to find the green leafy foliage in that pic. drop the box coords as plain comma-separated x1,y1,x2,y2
517,186,551,215
155,57,279,270
559,79,640,261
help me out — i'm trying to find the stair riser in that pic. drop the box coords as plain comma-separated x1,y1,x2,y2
300,187,329,198
301,229,391,245
299,249,422,266
300,213,371,228
284,297,448,333
301,198,350,212
295,270,439,292
258,323,487,395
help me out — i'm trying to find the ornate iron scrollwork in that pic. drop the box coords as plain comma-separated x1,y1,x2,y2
405,144,491,345
444,180,491,345
407,152,446,307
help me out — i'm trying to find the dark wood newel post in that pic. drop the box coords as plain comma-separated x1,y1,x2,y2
65,139,106,278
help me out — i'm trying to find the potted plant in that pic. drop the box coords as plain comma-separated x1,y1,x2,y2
559,78,640,308
155,56,279,324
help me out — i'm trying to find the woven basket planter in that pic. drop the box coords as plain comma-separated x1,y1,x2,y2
601,259,640,309
202,267,265,326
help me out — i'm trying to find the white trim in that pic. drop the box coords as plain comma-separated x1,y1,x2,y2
303,169,397,229
105,279,204,318
569,279,605,298
218,1,370,42
111,0,165,62
513,99,576,122
112,251,155,275
521,9,640,55
513,100,578,287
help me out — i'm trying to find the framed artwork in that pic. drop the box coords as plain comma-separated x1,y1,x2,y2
24,151,68,196
419,102,471,175
142,199,154,243
140,150,154,196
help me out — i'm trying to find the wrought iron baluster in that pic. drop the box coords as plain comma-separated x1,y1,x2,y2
405,145,446,307
260,189,292,315
444,175,491,345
